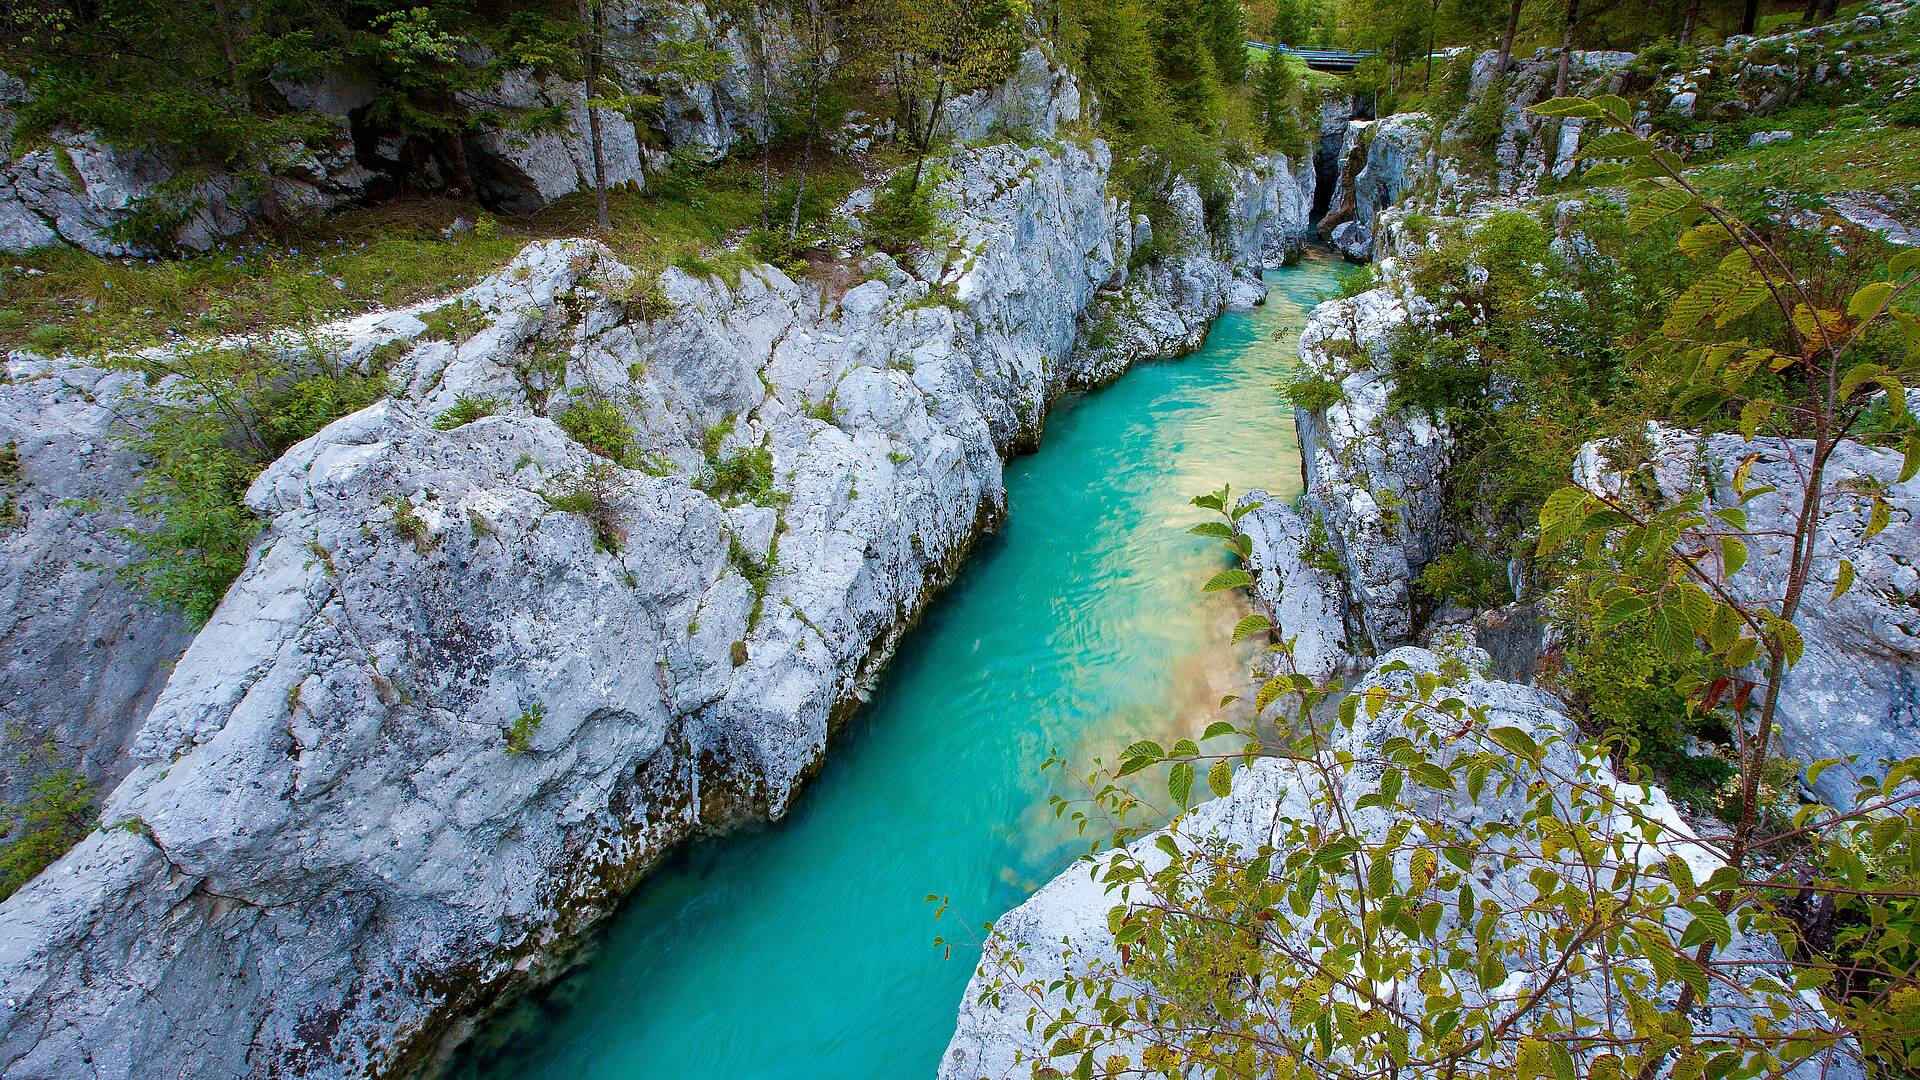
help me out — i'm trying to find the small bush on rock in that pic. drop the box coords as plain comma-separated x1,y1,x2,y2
433,394,502,429
543,462,626,553
115,342,389,624
555,395,637,464
0,768,95,901
865,166,950,256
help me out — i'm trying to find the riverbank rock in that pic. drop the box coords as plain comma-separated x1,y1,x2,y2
0,362,195,808
1292,284,1450,655
0,62,1319,1077
1236,491,1353,682
1075,150,1314,376
1321,113,1430,261
939,646,1863,1080
1573,425,1920,807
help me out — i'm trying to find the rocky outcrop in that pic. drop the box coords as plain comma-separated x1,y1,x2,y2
939,645,1862,1080
1574,426,1920,808
1236,491,1353,681
0,363,196,808
0,65,1317,1077
0,0,780,255
1291,284,1450,655
1074,150,1315,375
0,71,374,256
1321,112,1430,261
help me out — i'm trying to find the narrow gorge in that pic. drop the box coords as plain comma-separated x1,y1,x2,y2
2,1,1919,1078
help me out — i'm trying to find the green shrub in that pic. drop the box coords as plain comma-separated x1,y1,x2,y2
1563,605,1731,807
504,703,545,754
1416,544,1513,609
702,443,780,507
1299,509,1343,576
434,394,502,429
1280,372,1343,411
114,344,389,624
554,395,636,463
1892,97,1920,129
0,768,95,901
542,463,626,553
865,166,948,255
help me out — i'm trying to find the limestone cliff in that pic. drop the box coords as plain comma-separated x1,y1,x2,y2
0,59,1317,1079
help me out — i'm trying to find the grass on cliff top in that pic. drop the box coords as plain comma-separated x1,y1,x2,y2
0,151,872,357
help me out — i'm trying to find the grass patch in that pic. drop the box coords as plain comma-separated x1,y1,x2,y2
433,394,502,429
1,149,877,356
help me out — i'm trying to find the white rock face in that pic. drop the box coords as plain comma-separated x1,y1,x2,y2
0,362,196,806
1322,113,1430,261
1574,426,1920,807
1292,285,1450,653
940,646,1863,1080
1076,152,1316,375
0,102,373,256
1236,490,1353,681
0,78,1316,1077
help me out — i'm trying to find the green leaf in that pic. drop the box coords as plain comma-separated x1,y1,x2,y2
1593,93,1633,125
1721,535,1747,576
1187,521,1234,539
1201,720,1236,739
1168,761,1194,808
1577,130,1651,161
1116,739,1164,776
1528,96,1605,118
1256,673,1308,711
1488,725,1542,764
1202,568,1253,592
1207,759,1232,798
1596,592,1648,630
1849,280,1895,320
1231,613,1273,643
1891,247,1920,277
1629,186,1702,233
1867,497,1892,539
1834,559,1856,601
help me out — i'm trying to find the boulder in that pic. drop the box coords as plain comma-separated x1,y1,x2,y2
940,646,1864,1080
1574,426,1920,807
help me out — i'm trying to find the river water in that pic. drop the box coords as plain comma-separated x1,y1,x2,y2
450,253,1345,1080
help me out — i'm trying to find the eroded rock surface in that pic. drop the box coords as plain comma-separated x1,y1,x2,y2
0,69,1316,1077
0,363,194,807
1575,426,1920,807
940,646,1862,1080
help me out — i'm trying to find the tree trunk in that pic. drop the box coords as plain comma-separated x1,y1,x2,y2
909,78,947,194
788,64,820,243
1496,0,1524,78
1682,0,1703,44
1817,0,1840,19
1740,0,1761,34
578,0,609,231
210,0,284,230
1425,0,1438,86
1553,0,1580,100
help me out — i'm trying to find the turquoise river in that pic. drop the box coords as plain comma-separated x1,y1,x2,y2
450,253,1345,1079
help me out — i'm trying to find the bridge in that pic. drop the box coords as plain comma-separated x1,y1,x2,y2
1246,42,1377,72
